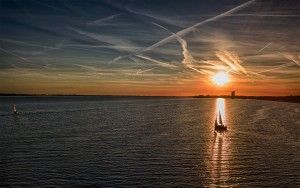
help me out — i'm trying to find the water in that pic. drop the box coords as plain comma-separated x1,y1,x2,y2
0,96,299,187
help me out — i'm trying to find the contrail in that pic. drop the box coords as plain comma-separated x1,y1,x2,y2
143,0,255,52
136,68,155,75
87,14,121,26
126,8,186,28
226,51,247,74
34,38,66,55
74,64,98,71
154,22,252,77
0,47,28,61
110,0,255,63
227,13,300,17
135,55,177,69
0,38,58,50
280,52,300,66
70,27,138,53
0,47,42,68
257,62,294,74
216,51,247,74
105,1,187,28
151,22,206,74
152,22,249,75
240,42,272,65
257,42,272,53
34,1,68,13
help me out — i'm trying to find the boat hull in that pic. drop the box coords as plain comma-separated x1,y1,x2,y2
215,125,227,131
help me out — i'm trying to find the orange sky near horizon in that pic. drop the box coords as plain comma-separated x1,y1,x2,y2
1,71,299,96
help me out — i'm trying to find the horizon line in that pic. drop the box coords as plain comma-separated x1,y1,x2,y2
0,93,299,97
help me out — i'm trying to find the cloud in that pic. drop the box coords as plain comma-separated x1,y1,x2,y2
151,22,207,74
110,0,255,63
216,51,247,74
142,0,255,52
281,52,300,66
177,36,206,74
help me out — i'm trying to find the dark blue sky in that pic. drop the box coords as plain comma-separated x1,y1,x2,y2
0,0,299,95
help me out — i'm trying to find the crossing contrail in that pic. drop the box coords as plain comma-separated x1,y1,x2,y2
110,0,255,63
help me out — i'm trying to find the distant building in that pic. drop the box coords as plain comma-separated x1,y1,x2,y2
231,91,235,98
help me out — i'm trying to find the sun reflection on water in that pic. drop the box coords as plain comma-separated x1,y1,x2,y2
208,98,231,186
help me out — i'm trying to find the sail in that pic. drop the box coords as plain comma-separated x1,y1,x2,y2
215,116,218,126
13,104,17,113
218,111,223,125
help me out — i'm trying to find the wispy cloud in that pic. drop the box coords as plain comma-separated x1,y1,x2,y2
281,52,300,66
1,0,299,95
216,51,247,74
142,0,255,52
110,0,255,63
151,22,206,74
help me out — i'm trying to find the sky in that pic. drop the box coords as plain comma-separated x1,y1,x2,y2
0,0,299,96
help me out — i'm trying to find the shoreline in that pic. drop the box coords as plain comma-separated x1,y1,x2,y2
1,94,299,103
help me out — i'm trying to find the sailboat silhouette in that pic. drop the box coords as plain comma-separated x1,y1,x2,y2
13,104,19,115
215,110,227,131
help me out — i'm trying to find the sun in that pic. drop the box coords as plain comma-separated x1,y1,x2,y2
213,71,229,86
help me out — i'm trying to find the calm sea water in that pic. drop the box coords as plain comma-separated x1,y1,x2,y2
0,96,299,187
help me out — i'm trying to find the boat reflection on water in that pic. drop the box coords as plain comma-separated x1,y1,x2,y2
209,98,231,186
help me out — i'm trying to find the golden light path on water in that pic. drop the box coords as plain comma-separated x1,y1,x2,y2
209,98,231,186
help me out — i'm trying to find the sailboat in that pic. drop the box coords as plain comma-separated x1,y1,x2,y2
215,111,227,131
12,104,18,115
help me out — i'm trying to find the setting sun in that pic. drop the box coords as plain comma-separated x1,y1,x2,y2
213,71,229,86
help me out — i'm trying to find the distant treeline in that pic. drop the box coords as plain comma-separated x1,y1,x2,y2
0,93,114,96
0,93,182,98
194,95,300,103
